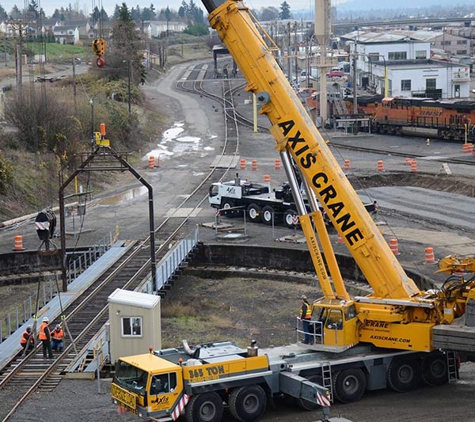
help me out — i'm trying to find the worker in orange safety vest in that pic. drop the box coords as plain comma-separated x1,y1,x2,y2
38,317,53,359
19,326,35,356
51,324,64,352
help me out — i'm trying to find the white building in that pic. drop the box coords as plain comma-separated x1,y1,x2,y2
343,31,470,99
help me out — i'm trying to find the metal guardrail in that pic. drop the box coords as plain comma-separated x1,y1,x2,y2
142,227,199,294
0,237,112,344
66,237,111,284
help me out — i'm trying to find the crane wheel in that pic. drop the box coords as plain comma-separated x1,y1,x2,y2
387,356,422,392
229,385,267,422
261,206,275,225
185,392,223,422
221,200,236,217
247,204,261,223
422,352,448,386
283,209,298,229
332,368,366,403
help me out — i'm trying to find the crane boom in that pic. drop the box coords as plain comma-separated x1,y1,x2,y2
203,0,419,300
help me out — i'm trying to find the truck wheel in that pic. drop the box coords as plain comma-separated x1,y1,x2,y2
229,385,267,422
387,356,422,392
332,368,366,403
283,209,297,229
247,204,261,223
422,352,448,386
261,206,275,225
222,200,235,217
185,392,223,422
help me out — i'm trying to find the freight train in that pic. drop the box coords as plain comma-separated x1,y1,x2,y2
345,95,475,142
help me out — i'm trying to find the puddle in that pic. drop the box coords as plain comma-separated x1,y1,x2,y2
97,186,148,206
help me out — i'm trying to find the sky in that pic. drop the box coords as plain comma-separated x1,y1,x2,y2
1,0,348,18
0,0,460,19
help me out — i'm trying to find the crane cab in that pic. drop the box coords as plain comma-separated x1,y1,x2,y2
300,299,360,352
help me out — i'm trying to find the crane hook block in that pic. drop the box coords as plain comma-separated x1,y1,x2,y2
96,56,106,68
92,38,106,57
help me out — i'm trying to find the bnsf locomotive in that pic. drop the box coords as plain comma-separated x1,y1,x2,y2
349,95,475,142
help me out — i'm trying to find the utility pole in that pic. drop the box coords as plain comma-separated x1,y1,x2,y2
315,0,331,127
8,21,33,94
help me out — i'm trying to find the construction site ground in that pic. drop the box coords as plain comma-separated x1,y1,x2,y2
2,61,475,421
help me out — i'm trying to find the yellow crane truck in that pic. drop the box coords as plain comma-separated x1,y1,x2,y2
112,0,475,419
111,340,348,422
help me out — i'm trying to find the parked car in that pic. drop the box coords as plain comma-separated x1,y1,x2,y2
326,70,344,78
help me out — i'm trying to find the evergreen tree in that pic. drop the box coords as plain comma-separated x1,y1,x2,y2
279,1,291,19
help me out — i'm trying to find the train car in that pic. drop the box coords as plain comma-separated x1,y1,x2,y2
353,96,475,142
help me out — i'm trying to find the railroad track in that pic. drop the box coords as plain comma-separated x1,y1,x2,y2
330,140,475,167
0,61,245,422
175,63,269,132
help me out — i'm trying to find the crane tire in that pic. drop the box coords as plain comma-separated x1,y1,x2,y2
283,209,297,229
229,385,267,422
247,204,261,223
221,199,235,217
387,356,422,392
261,206,275,225
332,368,366,403
185,392,223,422
422,352,448,386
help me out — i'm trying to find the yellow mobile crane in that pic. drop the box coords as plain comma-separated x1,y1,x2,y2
111,0,475,420
202,0,475,354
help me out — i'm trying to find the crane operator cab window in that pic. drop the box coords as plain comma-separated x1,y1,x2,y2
150,373,177,395
325,310,343,330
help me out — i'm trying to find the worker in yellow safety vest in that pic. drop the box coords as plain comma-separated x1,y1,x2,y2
300,295,313,344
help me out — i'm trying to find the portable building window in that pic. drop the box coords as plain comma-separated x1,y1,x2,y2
121,317,143,337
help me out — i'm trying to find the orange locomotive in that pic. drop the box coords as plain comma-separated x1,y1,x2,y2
350,95,475,142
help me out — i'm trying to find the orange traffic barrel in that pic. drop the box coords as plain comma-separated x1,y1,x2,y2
263,174,270,183
240,159,246,170
148,155,155,169
425,247,435,264
13,235,24,251
410,160,418,172
344,159,350,171
275,158,281,170
389,238,399,255
377,160,384,172
462,143,473,153
251,159,258,171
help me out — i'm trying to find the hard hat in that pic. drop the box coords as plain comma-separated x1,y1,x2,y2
55,324,61,330
42,317,49,322
301,295,307,300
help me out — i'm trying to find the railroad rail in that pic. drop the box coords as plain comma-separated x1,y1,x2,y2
330,140,475,168
0,61,244,422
